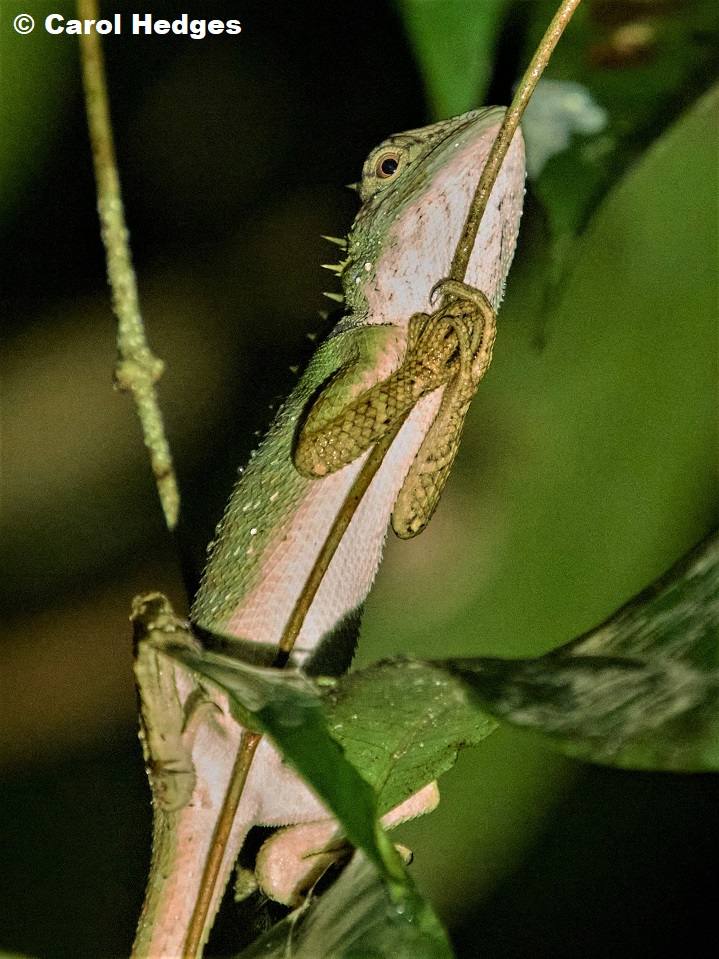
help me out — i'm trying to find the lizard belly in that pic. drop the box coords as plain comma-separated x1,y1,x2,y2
223,386,445,657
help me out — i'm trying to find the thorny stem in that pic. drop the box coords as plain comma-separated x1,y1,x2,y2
449,0,583,285
77,0,179,529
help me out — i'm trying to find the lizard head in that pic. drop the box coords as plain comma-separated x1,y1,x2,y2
342,107,525,326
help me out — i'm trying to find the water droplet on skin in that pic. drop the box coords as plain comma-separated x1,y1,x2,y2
250,528,258,535
363,262,372,271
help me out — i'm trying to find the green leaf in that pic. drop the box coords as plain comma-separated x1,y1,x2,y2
395,0,513,117
443,531,719,772
324,658,497,815
236,853,453,959
520,0,719,286
171,648,405,887
171,648,454,957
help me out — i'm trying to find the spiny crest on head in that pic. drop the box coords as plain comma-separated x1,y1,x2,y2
320,236,349,302
321,235,348,250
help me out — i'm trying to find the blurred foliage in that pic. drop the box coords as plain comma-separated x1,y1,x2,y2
399,0,719,288
395,0,513,117
1,0,717,958
448,530,719,772
0,0,76,226
523,0,719,287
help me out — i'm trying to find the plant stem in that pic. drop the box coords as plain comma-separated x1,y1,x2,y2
449,0,583,284
182,730,262,959
76,0,179,530
276,417,407,664
178,5,585,940
181,417,408,955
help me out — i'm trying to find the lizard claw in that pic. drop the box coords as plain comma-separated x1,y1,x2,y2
430,278,494,314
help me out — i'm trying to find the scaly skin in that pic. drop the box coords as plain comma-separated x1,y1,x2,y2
132,107,525,959
192,106,524,658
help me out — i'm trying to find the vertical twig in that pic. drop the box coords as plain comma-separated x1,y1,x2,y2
182,730,262,959
77,0,179,530
449,0,584,284
181,416,407,958
180,2,588,951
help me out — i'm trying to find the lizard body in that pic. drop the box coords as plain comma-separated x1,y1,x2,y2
133,107,525,959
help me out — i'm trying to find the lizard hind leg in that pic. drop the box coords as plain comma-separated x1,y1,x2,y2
293,317,459,480
392,287,496,540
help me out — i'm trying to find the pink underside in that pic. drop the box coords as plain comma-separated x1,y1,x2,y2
222,386,446,654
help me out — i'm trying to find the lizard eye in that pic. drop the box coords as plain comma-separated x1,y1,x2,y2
375,152,401,179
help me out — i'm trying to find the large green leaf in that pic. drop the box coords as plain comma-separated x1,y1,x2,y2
324,658,496,816
444,531,719,771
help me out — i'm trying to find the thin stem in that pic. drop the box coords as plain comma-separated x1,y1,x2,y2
449,0,583,284
184,426,405,943
180,417,408,952
76,0,179,529
276,416,407,663
177,6,585,938
182,730,262,959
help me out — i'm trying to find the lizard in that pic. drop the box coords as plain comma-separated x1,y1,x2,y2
131,105,525,959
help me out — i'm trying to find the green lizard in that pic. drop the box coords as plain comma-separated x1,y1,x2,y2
132,106,525,959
